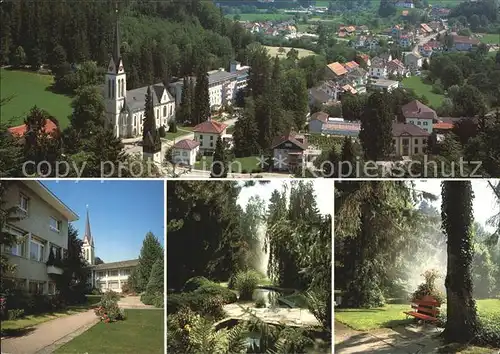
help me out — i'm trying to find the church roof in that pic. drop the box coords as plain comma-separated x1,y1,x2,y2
112,4,121,73
124,84,174,113
83,208,93,246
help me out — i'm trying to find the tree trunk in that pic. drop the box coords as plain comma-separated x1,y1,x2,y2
441,181,479,343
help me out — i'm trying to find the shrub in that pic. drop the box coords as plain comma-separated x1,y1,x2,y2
90,288,102,295
411,269,445,304
233,270,260,301
255,297,266,308
140,293,155,306
194,284,237,304
86,295,102,306
166,293,225,320
8,308,25,320
182,276,211,292
158,125,166,138
95,291,125,323
152,294,164,308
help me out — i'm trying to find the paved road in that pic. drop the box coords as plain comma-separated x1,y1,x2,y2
412,29,447,53
1,310,98,354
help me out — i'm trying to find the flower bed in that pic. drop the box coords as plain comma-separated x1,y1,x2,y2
93,291,125,323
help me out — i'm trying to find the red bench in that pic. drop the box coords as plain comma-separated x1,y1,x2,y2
404,295,440,324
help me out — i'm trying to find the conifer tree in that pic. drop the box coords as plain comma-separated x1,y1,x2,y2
193,62,210,125
142,86,161,154
136,232,163,292
178,77,192,125
211,136,228,178
145,255,164,295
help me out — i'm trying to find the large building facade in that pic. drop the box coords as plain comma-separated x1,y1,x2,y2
1,181,78,295
82,209,138,293
104,11,175,138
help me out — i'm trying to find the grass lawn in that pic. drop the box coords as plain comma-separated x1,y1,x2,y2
226,13,293,22
335,299,500,331
1,68,73,128
0,306,90,335
54,309,164,354
401,76,444,108
164,126,193,141
194,155,263,173
263,46,317,59
478,33,500,45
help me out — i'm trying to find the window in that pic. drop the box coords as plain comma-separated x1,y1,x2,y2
210,135,214,140
109,281,119,289
163,106,167,117
19,194,29,213
98,271,105,278
417,121,421,125
30,240,45,262
29,281,44,294
402,138,409,145
122,268,131,276
414,147,419,154
210,142,213,148
109,270,118,277
48,282,56,295
414,138,418,144
49,217,61,232
423,121,428,126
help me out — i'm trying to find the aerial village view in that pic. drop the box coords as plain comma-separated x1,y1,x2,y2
0,0,498,178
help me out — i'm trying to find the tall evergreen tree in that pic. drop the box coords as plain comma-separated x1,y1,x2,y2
211,137,228,178
145,254,164,295
232,98,260,157
136,232,163,292
193,62,210,125
142,86,161,154
178,77,193,125
359,92,393,161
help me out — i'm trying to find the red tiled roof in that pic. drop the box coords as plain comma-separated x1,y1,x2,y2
8,119,58,137
173,139,200,150
327,62,348,76
452,35,480,45
392,122,430,137
433,122,454,130
343,61,359,71
402,100,437,120
193,120,227,134
271,132,308,150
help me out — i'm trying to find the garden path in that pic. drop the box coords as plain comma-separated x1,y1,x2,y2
334,321,444,353
117,295,155,309
0,310,98,354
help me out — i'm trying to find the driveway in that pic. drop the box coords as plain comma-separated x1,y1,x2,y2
117,295,155,309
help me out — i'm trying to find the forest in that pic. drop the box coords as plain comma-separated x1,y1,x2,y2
166,180,332,353
334,180,500,352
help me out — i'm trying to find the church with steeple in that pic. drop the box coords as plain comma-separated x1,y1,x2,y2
104,5,175,140
82,207,139,293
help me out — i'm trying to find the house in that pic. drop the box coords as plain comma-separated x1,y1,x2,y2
395,0,414,8
387,59,408,77
399,35,412,47
420,23,433,35
452,35,480,51
172,139,200,166
343,61,360,72
326,62,348,82
370,79,400,92
192,119,228,153
347,67,369,93
356,53,371,67
369,58,389,79
404,51,423,69
1,181,79,295
8,119,59,138
392,122,429,157
418,45,433,57
271,132,308,171
309,81,345,105
402,100,437,133
308,112,330,133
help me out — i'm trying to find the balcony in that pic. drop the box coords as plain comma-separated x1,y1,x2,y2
47,265,63,275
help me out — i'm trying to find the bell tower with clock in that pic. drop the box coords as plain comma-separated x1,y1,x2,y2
105,4,127,138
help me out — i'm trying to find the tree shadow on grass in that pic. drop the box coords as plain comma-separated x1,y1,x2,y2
1,326,36,338
381,319,414,329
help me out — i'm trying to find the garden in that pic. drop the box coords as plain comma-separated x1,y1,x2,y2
334,181,500,353
167,180,332,353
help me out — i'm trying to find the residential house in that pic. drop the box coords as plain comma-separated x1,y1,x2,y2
308,112,330,133
399,35,412,47
404,51,423,69
392,122,429,157
356,53,371,67
309,81,343,106
171,139,200,166
428,21,443,32
420,23,433,35
418,45,433,57
387,59,408,77
402,100,437,134
8,119,59,138
370,79,400,92
326,62,348,82
271,132,308,171
351,35,367,49
452,35,480,51
192,119,228,153
343,61,360,72
1,181,79,295
347,67,369,93
369,57,389,78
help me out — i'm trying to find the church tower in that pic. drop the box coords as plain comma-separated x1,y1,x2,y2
82,206,95,265
105,4,127,138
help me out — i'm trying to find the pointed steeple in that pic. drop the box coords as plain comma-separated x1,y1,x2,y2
84,205,93,246
112,2,121,68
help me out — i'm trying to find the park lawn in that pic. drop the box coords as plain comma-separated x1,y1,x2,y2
54,309,164,354
164,126,193,141
0,68,73,128
194,155,263,173
264,46,317,59
478,34,500,45
401,76,444,108
335,299,500,331
0,306,89,334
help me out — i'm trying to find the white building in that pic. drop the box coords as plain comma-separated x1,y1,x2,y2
82,208,138,293
192,120,228,153
1,181,78,295
104,12,175,138
370,79,400,92
172,139,200,166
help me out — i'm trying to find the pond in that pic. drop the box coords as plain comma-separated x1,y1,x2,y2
252,286,304,308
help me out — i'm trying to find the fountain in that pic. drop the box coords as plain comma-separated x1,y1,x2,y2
255,222,269,277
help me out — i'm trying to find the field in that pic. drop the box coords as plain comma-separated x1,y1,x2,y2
478,33,500,45
226,13,293,22
54,309,164,354
264,45,317,58
0,68,73,128
401,76,444,108
335,299,500,331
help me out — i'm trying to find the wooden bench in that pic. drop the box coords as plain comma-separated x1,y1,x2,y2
404,295,440,324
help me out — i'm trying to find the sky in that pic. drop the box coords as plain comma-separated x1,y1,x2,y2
42,180,165,262
237,180,334,215
413,180,499,233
